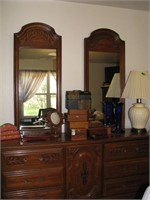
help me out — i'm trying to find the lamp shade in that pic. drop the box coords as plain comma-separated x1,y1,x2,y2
121,70,150,99
106,73,120,98
105,73,124,133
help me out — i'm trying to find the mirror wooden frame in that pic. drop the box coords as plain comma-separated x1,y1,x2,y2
14,22,62,128
84,28,125,128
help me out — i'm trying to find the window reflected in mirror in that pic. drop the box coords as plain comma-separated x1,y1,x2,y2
19,48,57,125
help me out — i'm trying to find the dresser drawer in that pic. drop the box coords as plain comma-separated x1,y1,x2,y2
3,167,64,190
2,147,65,171
103,174,148,197
104,158,149,179
3,187,65,199
104,140,149,161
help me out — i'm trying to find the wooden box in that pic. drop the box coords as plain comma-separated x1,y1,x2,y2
67,114,88,122
71,129,87,141
68,109,88,115
88,127,111,139
69,121,89,129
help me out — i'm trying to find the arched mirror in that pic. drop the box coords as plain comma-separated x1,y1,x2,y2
14,22,62,129
84,28,125,128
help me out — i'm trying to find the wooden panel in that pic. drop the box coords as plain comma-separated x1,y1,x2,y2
66,144,102,199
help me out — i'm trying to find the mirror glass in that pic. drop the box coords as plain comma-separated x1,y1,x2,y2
84,28,125,127
14,23,61,129
51,112,61,125
89,51,119,111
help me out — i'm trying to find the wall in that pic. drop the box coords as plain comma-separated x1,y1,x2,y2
0,0,149,129
147,11,150,130
89,62,104,111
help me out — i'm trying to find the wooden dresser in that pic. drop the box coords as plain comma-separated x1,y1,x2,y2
1,130,149,199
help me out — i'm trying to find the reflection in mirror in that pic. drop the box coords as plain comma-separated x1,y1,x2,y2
19,48,56,122
14,23,61,129
84,28,125,128
89,51,119,112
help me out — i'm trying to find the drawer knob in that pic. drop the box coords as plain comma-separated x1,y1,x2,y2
39,157,43,161
136,147,139,152
23,158,27,162
123,148,127,153
24,178,29,183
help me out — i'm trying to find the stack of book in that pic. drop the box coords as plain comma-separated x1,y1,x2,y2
0,123,20,140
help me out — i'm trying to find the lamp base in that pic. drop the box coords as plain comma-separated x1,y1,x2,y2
129,103,150,131
131,128,147,134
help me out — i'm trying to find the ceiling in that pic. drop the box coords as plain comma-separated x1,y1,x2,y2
89,52,119,64
20,49,118,64
19,49,56,59
57,0,150,11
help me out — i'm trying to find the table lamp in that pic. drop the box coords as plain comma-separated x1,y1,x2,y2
106,73,124,133
121,70,150,133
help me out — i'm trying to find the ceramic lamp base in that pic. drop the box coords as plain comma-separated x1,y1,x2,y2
129,103,150,130
131,128,147,134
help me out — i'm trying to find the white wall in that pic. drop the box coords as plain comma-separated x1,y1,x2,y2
0,0,149,129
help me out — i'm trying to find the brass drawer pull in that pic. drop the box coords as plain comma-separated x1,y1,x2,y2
123,148,127,153
23,158,27,162
39,157,43,161
24,178,29,183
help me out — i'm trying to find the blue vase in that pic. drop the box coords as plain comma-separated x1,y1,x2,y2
112,102,124,133
104,102,113,127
